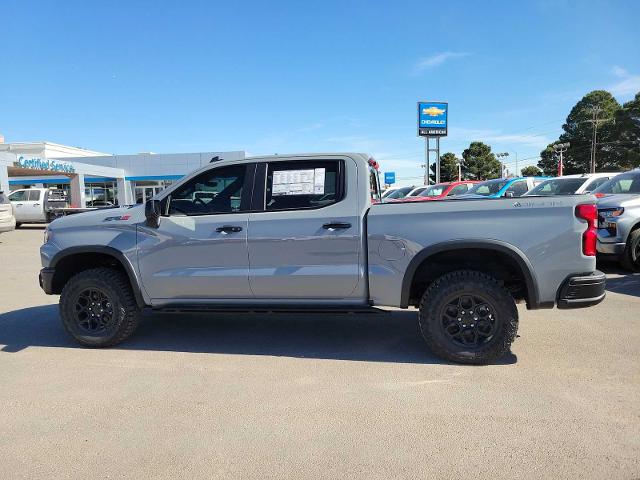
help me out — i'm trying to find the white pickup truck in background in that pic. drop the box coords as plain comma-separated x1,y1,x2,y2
8,188,69,226
8,188,115,226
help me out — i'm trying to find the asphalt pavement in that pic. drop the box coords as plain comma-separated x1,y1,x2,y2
0,226,638,479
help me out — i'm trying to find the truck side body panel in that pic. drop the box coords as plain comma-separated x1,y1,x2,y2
367,196,597,308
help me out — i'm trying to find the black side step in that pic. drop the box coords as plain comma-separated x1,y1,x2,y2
148,305,387,315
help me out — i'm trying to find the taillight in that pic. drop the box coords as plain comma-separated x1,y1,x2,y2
594,192,606,198
575,203,597,256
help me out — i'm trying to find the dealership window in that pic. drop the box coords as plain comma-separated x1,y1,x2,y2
169,165,247,215
264,160,341,211
85,181,117,206
134,180,177,204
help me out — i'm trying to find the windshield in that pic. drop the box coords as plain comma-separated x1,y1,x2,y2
408,187,429,196
525,178,587,196
385,187,413,199
467,179,509,196
418,185,447,197
593,172,640,194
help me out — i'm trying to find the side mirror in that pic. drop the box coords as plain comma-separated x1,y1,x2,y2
145,199,162,228
505,191,515,198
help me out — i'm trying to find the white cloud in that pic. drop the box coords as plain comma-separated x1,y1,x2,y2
414,52,469,73
609,66,640,97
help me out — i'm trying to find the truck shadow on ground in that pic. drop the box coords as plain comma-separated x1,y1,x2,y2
599,262,640,298
0,304,517,365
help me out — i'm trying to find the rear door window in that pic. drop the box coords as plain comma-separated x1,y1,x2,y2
263,160,342,211
28,190,41,201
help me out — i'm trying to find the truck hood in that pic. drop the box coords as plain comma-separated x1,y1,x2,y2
48,205,146,230
596,194,640,209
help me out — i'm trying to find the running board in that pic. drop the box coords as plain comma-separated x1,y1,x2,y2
148,304,386,315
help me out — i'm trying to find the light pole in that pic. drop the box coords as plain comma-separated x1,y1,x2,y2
496,152,509,177
553,142,570,176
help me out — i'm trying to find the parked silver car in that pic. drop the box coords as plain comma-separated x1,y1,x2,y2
594,170,640,271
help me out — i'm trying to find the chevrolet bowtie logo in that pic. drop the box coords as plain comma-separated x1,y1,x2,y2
422,106,445,116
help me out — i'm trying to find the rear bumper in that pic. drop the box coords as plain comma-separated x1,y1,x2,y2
0,216,16,233
39,268,55,295
557,270,606,309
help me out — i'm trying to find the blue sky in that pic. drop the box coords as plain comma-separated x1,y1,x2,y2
2,0,640,183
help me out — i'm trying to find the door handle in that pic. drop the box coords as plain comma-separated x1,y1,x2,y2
216,225,243,233
322,222,351,230
16,203,23,206
34,203,40,206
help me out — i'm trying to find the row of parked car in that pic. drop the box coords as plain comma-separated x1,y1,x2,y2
382,170,640,271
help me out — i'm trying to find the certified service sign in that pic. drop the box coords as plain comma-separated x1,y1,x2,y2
418,101,448,137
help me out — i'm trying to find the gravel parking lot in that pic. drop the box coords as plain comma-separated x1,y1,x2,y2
1,226,639,479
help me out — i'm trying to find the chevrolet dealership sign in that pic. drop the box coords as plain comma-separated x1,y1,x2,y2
417,101,448,137
14,156,76,173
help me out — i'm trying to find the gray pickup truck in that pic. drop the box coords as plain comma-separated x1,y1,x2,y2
594,169,640,271
40,153,606,364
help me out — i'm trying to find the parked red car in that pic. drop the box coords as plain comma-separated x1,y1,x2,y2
395,181,480,202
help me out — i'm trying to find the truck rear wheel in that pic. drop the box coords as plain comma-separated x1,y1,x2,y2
59,267,141,347
418,270,518,365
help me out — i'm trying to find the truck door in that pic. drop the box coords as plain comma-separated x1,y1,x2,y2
25,189,44,221
8,190,29,222
247,158,363,300
137,163,254,301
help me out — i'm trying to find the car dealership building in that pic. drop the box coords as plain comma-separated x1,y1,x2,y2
0,138,245,207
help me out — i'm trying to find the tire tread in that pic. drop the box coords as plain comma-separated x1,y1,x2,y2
418,270,518,365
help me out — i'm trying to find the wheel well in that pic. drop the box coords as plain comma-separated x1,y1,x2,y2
406,248,531,307
51,252,130,295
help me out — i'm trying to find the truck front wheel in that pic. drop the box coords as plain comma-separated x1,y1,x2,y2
620,229,640,272
59,267,141,347
418,270,518,365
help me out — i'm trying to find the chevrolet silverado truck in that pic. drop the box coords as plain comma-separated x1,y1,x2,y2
39,153,606,364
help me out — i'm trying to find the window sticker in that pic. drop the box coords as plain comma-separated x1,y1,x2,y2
272,168,326,196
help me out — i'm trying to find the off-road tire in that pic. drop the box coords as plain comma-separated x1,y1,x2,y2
59,267,141,347
620,228,640,272
418,270,518,365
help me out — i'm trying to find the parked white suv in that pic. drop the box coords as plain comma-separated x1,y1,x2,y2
0,190,16,233
525,173,618,196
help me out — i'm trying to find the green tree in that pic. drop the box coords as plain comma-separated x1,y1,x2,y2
429,152,461,182
614,92,640,170
520,165,542,176
462,141,502,180
539,90,621,174
537,143,559,176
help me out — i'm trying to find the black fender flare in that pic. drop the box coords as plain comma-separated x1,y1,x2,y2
400,239,541,309
50,245,147,308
